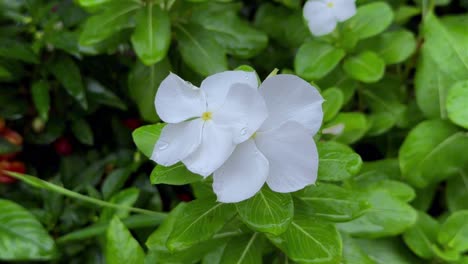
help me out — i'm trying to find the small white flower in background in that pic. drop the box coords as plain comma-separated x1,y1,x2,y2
213,75,324,203
152,71,267,177
303,0,357,36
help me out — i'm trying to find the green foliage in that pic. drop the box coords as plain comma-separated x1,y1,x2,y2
1,0,467,263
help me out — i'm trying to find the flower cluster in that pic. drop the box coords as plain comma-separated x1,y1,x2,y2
152,71,324,203
303,0,357,36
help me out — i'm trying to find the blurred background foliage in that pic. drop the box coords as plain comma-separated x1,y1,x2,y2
1,0,468,263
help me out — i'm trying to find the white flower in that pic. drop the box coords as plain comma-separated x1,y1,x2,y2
213,75,324,203
303,0,357,36
151,71,268,177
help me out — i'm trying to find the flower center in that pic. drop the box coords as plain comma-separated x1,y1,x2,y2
201,111,213,121
250,132,257,139
327,2,334,8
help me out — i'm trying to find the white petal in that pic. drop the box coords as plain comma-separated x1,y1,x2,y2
213,140,269,203
255,122,318,193
182,121,236,177
332,0,356,22
212,84,268,144
155,73,206,123
151,120,203,167
259,74,324,135
200,71,259,111
303,1,337,36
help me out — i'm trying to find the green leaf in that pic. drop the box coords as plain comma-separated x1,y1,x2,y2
343,51,385,83
79,1,141,46
0,137,21,155
131,4,171,65
399,119,468,187
324,112,368,144
101,188,140,222
176,24,228,76
438,210,468,253
0,199,57,260
341,233,375,264
167,198,236,251
71,118,94,145
354,238,422,264
375,29,416,65
128,60,170,122
447,80,468,129
0,39,39,64
317,141,362,182
150,163,201,185
415,14,468,119
236,187,293,235
106,216,145,264
344,2,394,40
295,40,345,80
267,214,342,264
191,4,268,59
403,211,440,259
102,167,134,200
48,55,87,109
295,183,369,222
31,80,50,121
322,87,344,122
87,79,127,110
338,188,417,237
219,233,265,264
132,123,165,158
446,170,468,212
0,64,11,79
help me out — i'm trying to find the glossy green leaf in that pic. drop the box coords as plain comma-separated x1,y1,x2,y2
322,87,344,122
128,59,170,122
354,238,422,264
101,188,140,222
341,234,375,264
87,79,127,110
267,214,342,264
447,80,468,129
399,119,468,187
176,24,228,76
0,39,39,64
376,29,416,64
106,216,145,264
79,1,141,46
150,163,201,185
219,233,265,264
344,2,394,40
101,167,134,200
0,199,57,260
324,112,368,144
48,55,87,109
317,141,362,181
131,4,171,65
446,171,468,212
31,80,50,121
296,184,369,222
167,198,236,251
343,51,385,83
438,210,468,253
132,123,165,158
403,211,439,259
295,40,345,80
236,187,293,235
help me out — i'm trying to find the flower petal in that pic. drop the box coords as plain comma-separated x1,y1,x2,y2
332,0,356,22
155,73,206,123
255,121,318,193
200,71,259,111
213,140,269,203
183,121,236,177
212,83,268,144
151,119,203,167
259,74,324,135
303,1,337,36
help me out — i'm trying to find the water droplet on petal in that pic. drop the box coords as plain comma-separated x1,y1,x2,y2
240,127,248,136
158,141,169,150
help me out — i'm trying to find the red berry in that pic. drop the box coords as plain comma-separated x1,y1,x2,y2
0,161,26,184
2,128,23,146
177,193,193,202
54,137,73,156
122,118,142,131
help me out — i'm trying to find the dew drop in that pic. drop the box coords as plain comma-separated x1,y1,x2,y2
240,127,248,136
158,141,169,150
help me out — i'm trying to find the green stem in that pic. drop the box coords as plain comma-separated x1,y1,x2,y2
57,214,164,243
6,171,166,218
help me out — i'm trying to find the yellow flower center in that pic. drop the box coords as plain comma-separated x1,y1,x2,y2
327,2,334,8
250,132,257,139
201,112,213,121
